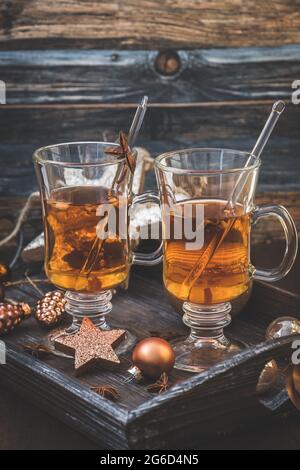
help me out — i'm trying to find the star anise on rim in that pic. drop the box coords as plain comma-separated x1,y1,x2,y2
147,372,169,394
90,385,120,401
105,131,136,175
22,342,53,359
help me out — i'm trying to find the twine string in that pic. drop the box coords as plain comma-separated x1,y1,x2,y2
0,191,40,248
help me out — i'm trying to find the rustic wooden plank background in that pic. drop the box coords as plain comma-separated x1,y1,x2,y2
1,47,300,104
0,1,298,236
0,0,300,50
1,103,299,195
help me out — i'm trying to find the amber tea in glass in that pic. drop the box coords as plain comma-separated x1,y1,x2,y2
155,148,298,372
45,186,130,294
34,142,162,334
164,199,251,305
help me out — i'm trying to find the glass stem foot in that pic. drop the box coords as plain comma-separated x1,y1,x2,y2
183,301,232,344
64,290,112,332
173,302,243,373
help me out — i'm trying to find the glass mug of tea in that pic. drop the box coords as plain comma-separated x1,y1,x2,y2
34,141,162,334
155,148,298,372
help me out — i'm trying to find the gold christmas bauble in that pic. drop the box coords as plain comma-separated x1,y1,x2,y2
293,364,300,395
257,360,279,395
286,365,300,411
266,316,300,340
132,337,175,380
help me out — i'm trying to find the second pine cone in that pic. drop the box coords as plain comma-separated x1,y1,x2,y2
35,291,67,327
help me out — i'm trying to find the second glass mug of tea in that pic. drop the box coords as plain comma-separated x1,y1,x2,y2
155,148,298,372
34,141,163,336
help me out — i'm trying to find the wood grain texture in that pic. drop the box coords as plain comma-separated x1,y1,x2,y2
0,1,300,50
0,46,299,195
1,378,300,449
0,102,299,195
1,47,299,104
1,268,300,449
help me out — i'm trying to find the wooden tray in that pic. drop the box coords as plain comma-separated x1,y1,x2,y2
1,265,300,450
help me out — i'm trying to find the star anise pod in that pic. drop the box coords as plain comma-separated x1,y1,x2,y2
22,342,53,359
119,131,136,174
147,372,169,394
106,131,136,175
90,385,120,401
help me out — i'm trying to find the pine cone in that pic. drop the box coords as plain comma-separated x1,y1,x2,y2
0,302,31,335
35,291,67,327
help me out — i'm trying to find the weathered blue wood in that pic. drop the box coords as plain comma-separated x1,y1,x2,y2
0,45,299,196
0,46,299,103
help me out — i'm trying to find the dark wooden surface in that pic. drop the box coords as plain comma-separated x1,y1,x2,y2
1,381,300,450
0,250,300,449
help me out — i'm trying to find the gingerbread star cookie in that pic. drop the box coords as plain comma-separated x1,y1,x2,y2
54,317,125,376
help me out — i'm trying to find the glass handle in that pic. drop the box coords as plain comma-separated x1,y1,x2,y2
131,191,163,266
252,204,298,282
